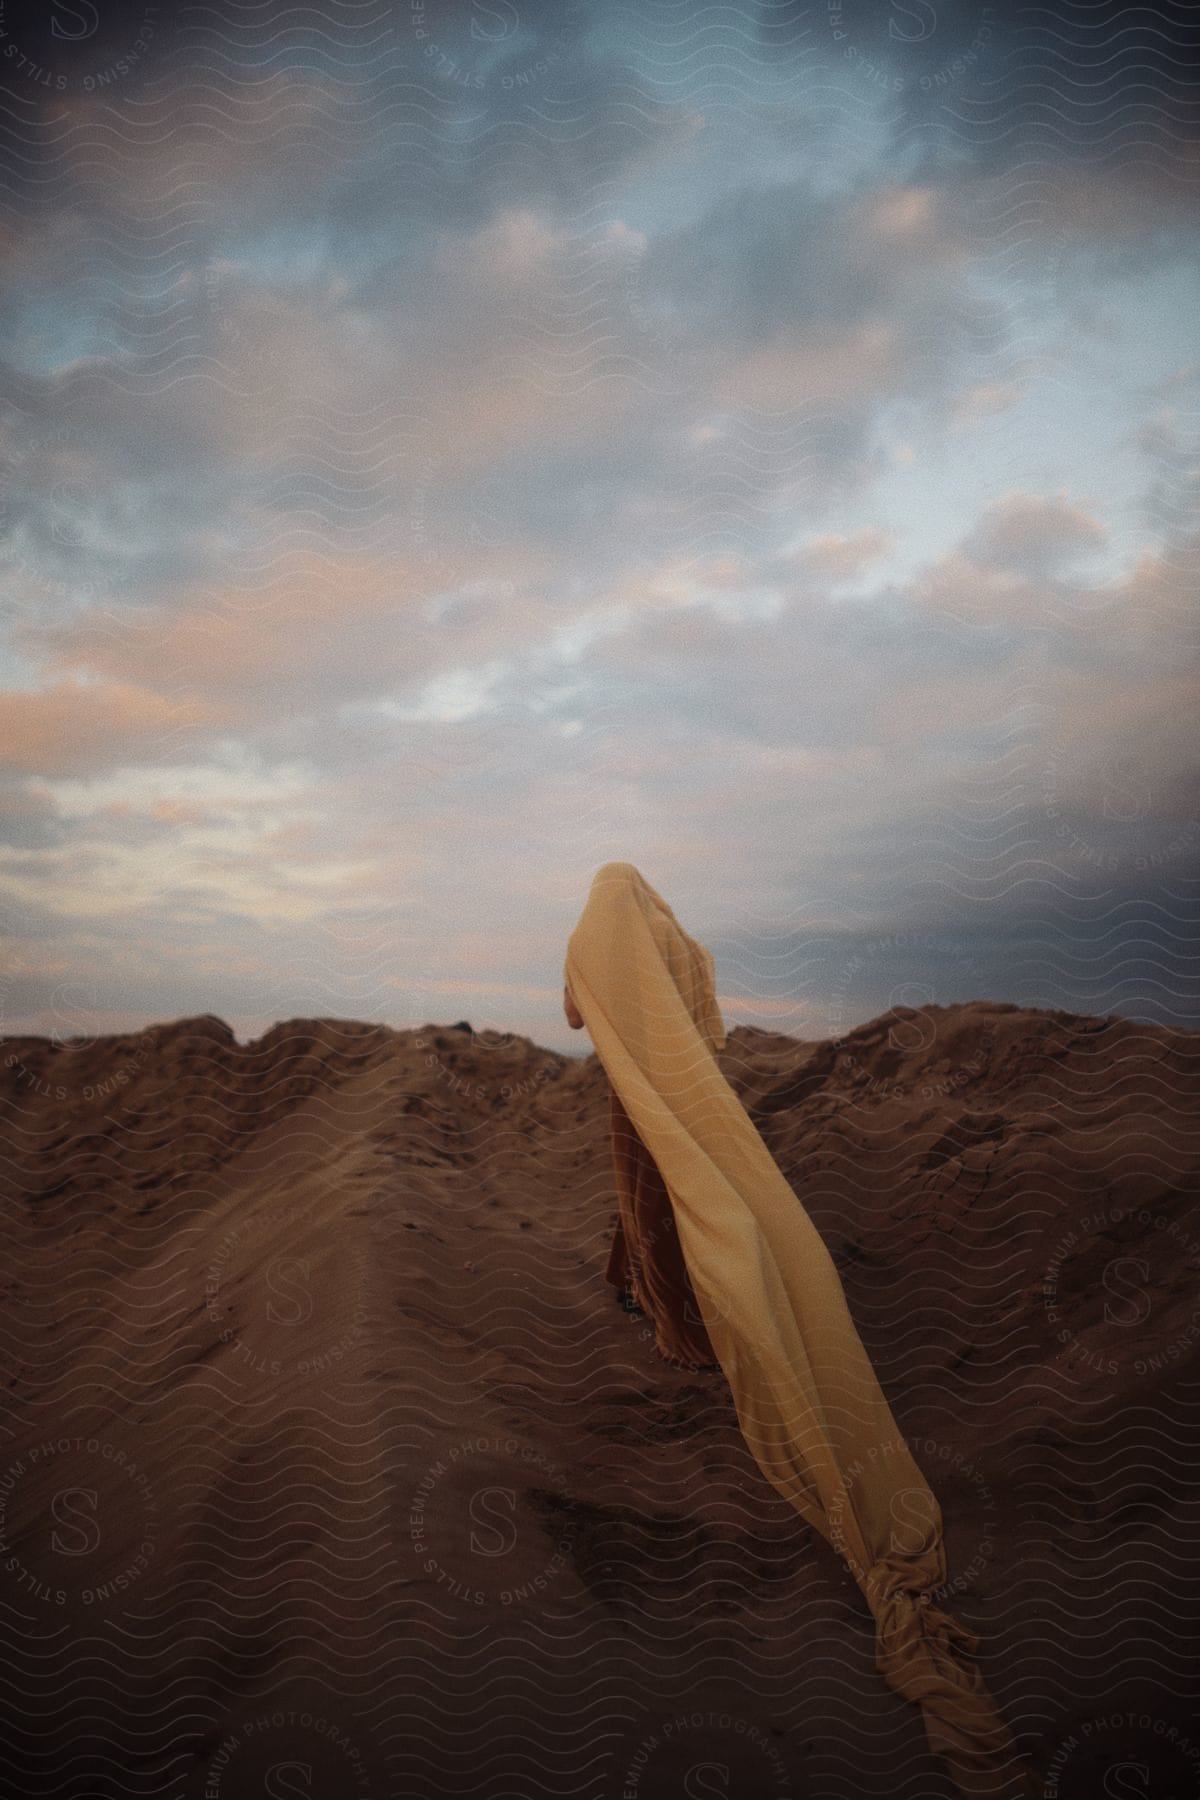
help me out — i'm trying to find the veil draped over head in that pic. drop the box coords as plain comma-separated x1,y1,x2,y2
563,862,1035,1800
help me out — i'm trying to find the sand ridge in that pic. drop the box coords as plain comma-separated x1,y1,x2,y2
1,1003,1198,1797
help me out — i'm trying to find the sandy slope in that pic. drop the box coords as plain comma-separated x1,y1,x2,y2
1,1002,1198,1799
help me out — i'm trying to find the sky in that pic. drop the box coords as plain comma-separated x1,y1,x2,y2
1,0,1198,1052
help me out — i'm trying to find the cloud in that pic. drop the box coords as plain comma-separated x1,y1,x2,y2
1038,665,1200,823
644,177,983,365
952,381,1024,422
962,492,1108,575
910,553,1042,628
627,177,1003,491
18,550,562,728
907,493,1114,626
0,679,232,777
1,5,1198,1037
792,527,895,582
715,323,902,413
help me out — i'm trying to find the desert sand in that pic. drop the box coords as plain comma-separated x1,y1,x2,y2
1,1001,1199,1798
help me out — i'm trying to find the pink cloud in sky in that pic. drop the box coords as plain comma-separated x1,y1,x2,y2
0,679,232,777
963,491,1107,574
18,550,561,731
716,323,901,413
795,527,895,581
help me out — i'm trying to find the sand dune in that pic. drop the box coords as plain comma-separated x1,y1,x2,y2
1,1002,1198,1798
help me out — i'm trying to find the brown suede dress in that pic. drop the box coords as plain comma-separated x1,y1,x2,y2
604,1082,717,1368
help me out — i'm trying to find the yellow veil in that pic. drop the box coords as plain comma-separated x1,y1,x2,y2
564,862,1035,1800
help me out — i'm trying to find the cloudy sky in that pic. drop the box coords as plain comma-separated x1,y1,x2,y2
1,0,1198,1051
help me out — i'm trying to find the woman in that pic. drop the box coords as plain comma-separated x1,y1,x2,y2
565,969,719,1369
563,861,1036,1800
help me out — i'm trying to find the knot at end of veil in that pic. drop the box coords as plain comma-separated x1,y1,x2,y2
867,1557,1039,1800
